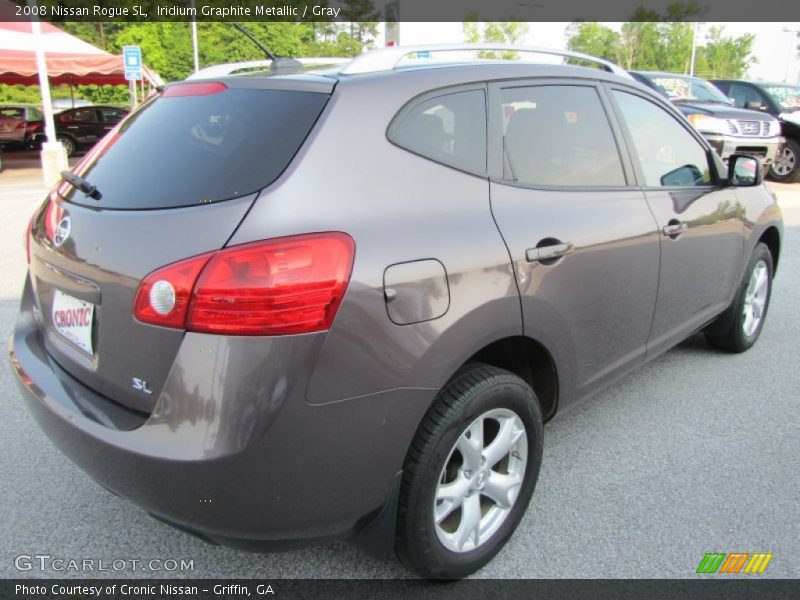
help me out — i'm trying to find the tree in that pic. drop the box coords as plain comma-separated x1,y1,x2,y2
566,2,755,77
461,20,530,59
697,27,757,78
340,0,380,49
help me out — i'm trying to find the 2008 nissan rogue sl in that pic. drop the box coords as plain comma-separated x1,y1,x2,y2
11,45,782,579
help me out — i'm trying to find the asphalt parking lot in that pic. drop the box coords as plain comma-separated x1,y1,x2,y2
0,150,797,579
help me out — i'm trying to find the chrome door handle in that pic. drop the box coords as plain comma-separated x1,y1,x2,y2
526,242,573,263
662,222,687,237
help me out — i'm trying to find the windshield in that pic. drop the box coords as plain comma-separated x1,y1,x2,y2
645,76,731,104
0,107,24,118
762,85,800,110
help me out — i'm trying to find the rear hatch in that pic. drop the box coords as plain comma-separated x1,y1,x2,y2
26,76,333,414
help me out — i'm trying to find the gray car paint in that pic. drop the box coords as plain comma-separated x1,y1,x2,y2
11,62,783,550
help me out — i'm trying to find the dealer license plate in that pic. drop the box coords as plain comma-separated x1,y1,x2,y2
52,290,95,355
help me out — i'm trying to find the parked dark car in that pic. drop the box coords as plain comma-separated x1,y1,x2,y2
51,105,129,157
631,71,783,170
711,80,800,183
0,105,43,149
12,45,782,579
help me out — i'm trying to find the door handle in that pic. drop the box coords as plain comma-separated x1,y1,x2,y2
661,221,688,238
526,242,573,263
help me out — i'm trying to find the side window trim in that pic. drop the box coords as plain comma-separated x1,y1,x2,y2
386,82,489,178
486,78,636,191
604,84,722,189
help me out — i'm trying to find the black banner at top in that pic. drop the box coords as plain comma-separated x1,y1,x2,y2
1,0,799,22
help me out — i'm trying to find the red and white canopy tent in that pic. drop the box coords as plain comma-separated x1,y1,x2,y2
0,20,161,89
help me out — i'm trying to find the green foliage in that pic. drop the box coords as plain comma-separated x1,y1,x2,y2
566,2,756,78
75,84,129,105
57,19,379,84
461,19,530,59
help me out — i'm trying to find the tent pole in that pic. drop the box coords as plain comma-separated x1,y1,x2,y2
69,75,75,109
28,0,68,187
191,0,199,72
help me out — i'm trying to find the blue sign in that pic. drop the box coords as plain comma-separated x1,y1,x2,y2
123,46,142,80
123,46,141,69
416,51,431,59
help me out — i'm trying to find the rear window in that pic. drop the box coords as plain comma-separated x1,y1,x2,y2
388,89,486,175
62,87,329,210
0,107,24,118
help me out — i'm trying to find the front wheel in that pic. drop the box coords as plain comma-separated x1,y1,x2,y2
395,363,543,579
706,242,773,353
768,139,800,183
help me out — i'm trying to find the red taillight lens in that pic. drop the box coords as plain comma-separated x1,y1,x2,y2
24,210,37,264
43,199,62,244
133,253,212,329
133,233,355,335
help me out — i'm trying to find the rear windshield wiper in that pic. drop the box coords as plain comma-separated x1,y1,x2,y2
60,171,101,200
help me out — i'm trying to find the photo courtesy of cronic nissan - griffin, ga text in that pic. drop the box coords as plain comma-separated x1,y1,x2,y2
11,44,782,579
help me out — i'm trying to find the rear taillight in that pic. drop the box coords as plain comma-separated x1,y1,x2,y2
43,199,62,244
133,233,355,335
24,211,36,264
26,122,41,133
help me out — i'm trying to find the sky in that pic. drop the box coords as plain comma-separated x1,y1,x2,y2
384,22,800,84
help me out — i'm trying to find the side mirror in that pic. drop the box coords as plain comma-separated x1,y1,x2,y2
728,154,763,187
745,101,766,111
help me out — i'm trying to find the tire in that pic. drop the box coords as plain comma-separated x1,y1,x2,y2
705,242,773,353
395,363,543,579
768,139,800,183
58,135,76,157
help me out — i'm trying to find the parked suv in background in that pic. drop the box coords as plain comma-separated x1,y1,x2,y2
631,71,783,170
711,80,800,183
12,45,782,579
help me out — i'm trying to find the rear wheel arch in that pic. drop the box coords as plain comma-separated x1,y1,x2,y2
460,335,559,421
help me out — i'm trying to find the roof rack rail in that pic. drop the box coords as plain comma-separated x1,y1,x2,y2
186,57,351,80
339,43,632,79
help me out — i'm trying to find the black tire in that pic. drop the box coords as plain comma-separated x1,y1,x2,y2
395,363,543,579
58,135,76,157
768,139,800,183
705,242,773,353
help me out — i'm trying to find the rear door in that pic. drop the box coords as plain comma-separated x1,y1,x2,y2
28,78,333,413
488,80,660,402
607,87,743,355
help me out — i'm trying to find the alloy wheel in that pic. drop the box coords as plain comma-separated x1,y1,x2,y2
433,408,528,553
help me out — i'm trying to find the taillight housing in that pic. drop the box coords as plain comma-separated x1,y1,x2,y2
133,233,355,336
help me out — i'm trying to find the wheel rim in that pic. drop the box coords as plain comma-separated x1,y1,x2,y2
433,408,528,553
771,145,795,177
742,260,769,337
59,137,74,155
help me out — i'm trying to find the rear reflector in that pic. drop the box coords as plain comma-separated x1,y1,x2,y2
134,233,355,336
162,82,228,98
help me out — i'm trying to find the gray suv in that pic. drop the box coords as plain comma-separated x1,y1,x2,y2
11,45,782,579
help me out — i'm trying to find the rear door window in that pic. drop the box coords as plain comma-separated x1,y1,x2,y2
500,85,626,187
388,89,486,175
62,86,330,210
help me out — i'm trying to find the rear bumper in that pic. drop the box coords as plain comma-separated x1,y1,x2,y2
704,134,784,164
10,276,432,549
